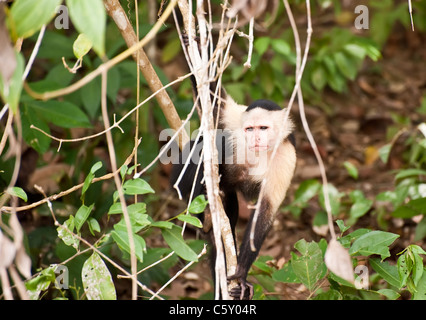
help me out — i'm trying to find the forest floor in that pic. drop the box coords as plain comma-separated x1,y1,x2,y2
158,24,426,299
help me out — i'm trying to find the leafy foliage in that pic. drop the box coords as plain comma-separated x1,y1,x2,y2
1,0,426,300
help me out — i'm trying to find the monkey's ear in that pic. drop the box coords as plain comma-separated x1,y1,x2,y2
277,108,294,137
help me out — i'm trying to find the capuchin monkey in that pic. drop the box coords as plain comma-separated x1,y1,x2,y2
170,35,296,300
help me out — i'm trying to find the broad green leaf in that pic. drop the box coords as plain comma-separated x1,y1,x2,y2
161,225,198,261
291,239,326,291
349,191,373,220
272,262,300,284
9,0,62,39
67,0,106,57
294,179,321,204
334,51,358,80
392,198,426,218
413,269,426,300
177,214,203,228
81,77,101,119
369,257,400,288
109,202,147,216
25,266,56,300
73,33,92,59
74,204,94,232
162,37,182,63
349,230,399,259
82,252,116,300
113,211,150,234
254,37,270,56
339,228,372,249
6,186,28,202
271,39,291,57
188,195,208,214
123,178,155,195
343,43,367,60
0,51,24,113
21,104,51,153
111,229,145,262
28,100,91,128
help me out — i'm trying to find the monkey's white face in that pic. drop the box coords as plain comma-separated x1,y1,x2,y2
241,109,279,154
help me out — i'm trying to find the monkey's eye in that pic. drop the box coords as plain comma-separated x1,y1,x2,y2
260,126,269,130
245,127,254,132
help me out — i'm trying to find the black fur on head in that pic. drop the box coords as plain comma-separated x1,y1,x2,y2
245,99,282,112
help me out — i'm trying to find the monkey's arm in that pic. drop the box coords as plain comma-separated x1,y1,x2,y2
227,200,274,300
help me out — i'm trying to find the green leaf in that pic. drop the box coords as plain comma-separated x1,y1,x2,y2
9,0,62,39
162,37,182,63
291,239,326,291
349,191,373,220
397,253,411,288
57,216,79,250
379,144,392,163
28,100,91,128
319,184,343,216
74,204,94,232
336,219,350,234
334,51,358,80
272,262,300,283
377,289,400,300
21,104,51,153
392,198,426,218
311,64,327,91
413,269,426,300
25,266,57,300
82,252,116,300
81,161,103,198
339,228,372,249
395,169,426,180
81,77,101,119
177,214,203,228
294,179,321,204
343,161,359,179
6,186,28,202
0,51,24,113
113,211,150,234
369,257,400,288
67,0,106,57
111,230,145,262
161,225,198,261
188,195,208,214
349,231,399,259
73,33,93,59
271,39,291,57
343,43,367,60
123,178,155,195
254,37,270,56
88,218,100,236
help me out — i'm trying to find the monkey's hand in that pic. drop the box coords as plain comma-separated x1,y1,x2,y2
227,275,253,300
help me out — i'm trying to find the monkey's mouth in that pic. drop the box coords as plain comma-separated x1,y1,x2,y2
250,145,269,152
